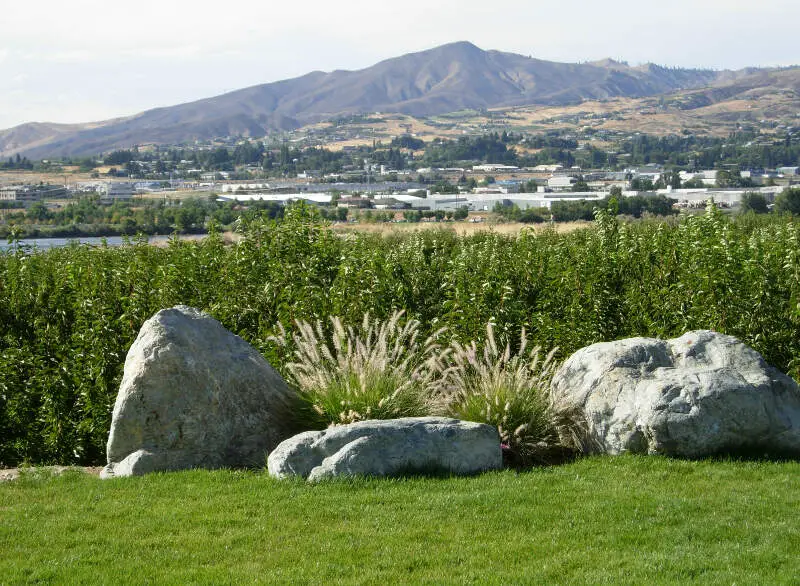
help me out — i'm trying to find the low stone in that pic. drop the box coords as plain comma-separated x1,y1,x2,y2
101,306,299,478
268,417,502,481
551,330,800,457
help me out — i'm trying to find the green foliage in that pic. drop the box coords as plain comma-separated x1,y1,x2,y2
549,195,678,222
429,179,459,194
616,131,800,169
2,204,800,465
571,179,591,192
550,199,598,221
390,135,425,150
741,192,770,214
775,187,800,215
0,154,34,170
617,194,677,218
103,150,135,166
423,134,517,166
493,203,548,223
630,177,654,191
0,196,241,240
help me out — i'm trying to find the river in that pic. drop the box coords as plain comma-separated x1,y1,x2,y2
0,235,203,251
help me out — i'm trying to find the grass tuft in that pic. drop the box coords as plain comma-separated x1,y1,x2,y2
272,311,444,426
430,324,589,466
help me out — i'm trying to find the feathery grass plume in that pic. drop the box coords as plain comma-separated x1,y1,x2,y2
430,323,588,467
272,311,444,427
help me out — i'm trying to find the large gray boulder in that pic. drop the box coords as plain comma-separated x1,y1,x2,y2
268,417,502,481
551,330,800,457
102,306,299,478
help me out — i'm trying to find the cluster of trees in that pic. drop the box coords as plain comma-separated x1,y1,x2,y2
318,207,349,222
390,136,425,150
0,197,257,238
103,150,135,165
423,134,518,166
420,132,587,169
167,129,800,176
103,146,268,176
99,143,396,178
617,132,800,170
492,203,549,223
492,192,679,224
430,179,460,194
0,154,35,170
412,130,798,172
404,207,469,222
262,145,350,175
548,194,679,222
775,188,800,214
352,208,468,224
741,188,800,215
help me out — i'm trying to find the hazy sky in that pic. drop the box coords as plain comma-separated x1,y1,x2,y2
2,0,799,129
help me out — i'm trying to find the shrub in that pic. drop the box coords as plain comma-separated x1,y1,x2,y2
272,311,443,427
429,324,587,467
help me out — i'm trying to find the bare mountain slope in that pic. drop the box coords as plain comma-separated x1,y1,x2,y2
0,41,785,158
0,121,113,160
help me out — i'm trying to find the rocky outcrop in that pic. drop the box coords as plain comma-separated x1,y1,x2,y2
101,306,299,478
551,330,800,457
268,417,502,481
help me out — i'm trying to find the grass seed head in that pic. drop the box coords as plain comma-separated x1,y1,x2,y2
274,310,442,427
429,324,588,466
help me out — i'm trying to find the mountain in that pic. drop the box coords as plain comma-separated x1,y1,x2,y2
0,42,789,158
0,121,115,159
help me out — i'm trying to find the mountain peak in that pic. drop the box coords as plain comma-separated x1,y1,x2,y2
437,40,483,52
590,58,630,68
402,40,486,61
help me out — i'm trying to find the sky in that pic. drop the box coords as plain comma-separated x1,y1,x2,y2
1,0,799,130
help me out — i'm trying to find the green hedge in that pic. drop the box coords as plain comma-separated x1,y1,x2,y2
2,204,799,466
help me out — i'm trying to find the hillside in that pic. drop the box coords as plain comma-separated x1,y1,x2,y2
0,121,113,160
266,70,800,151
1,42,741,159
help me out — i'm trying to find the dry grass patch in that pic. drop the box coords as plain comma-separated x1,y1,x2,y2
330,220,591,237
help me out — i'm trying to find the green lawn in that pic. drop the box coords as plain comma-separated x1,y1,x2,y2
1,456,798,584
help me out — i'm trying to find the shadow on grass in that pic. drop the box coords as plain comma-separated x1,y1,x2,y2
700,446,800,464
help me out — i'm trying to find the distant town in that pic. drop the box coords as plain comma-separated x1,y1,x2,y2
2,126,799,236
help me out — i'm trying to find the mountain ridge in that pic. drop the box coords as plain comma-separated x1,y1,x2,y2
0,41,793,158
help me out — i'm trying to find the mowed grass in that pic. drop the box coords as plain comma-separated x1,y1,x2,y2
2,456,798,584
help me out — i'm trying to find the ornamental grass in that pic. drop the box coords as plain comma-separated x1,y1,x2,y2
429,324,589,466
272,311,443,427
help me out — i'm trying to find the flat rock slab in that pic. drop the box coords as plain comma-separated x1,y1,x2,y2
268,417,502,481
552,330,800,458
102,306,299,478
